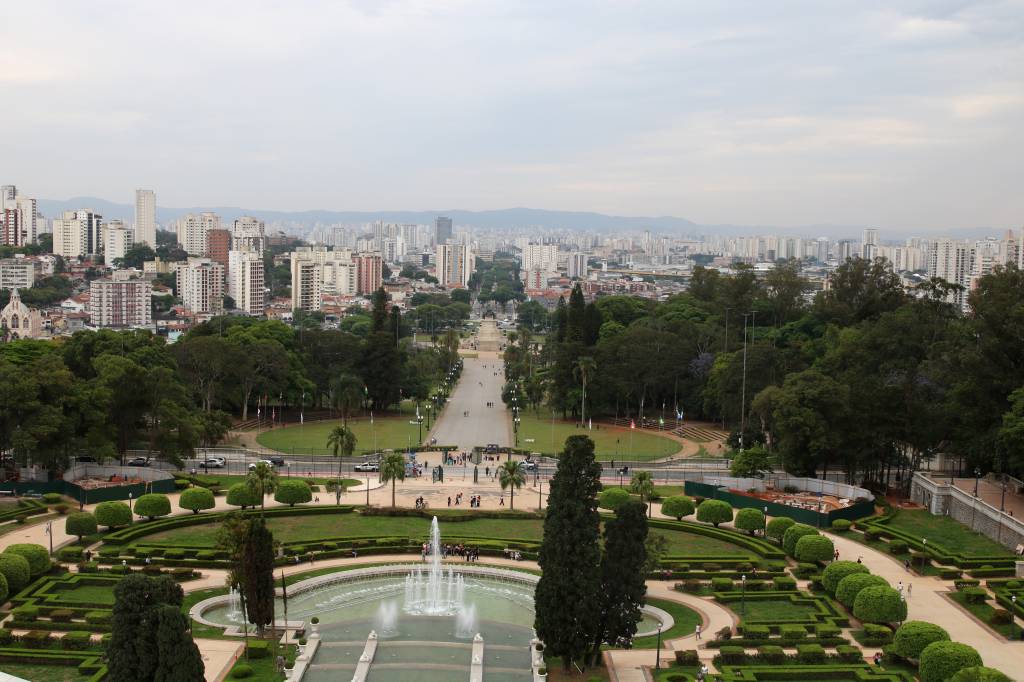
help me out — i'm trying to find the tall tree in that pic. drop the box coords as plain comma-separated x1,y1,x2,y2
154,604,206,682
566,284,586,343
574,356,597,426
246,462,278,514
535,435,603,672
498,460,526,510
379,452,406,507
371,287,390,333
240,518,276,637
591,499,648,661
326,424,357,505
582,302,603,346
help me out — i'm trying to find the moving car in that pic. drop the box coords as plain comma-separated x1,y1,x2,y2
248,459,276,469
521,460,538,471
201,457,226,469
354,461,380,472
125,457,150,467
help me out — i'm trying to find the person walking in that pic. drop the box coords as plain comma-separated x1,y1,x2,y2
695,623,701,640
447,496,452,507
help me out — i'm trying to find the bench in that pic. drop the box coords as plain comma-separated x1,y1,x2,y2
0,490,15,497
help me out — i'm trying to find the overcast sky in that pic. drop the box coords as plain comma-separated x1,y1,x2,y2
3,1,1022,230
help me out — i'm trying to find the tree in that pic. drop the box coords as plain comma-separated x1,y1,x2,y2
782,523,818,556
0,572,7,604
379,452,406,508
327,424,357,504
660,495,695,520
821,561,869,596
246,462,278,513
95,501,132,530
734,507,765,535
598,487,632,511
535,435,603,672
226,483,260,509
332,375,364,426
892,621,950,660
240,518,276,638
0,553,31,593
835,573,889,609
592,499,648,660
949,668,1012,682
729,446,773,478
629,470,656,518
919,641,983,682
696,499,733,527
852,585,908,625
65,512,97,541
5,543,50,577
134,493,171,520
498,461,526,510
794,534,834,563
109,574,204,682
765,516,795,542
274,480,312,507
179,487,215,514
574,356,597,426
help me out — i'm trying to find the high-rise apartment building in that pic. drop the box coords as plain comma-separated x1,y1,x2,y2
291,255,323,312
1,187,38,246
103,220,135,267
521,243,558,273
862,228,879,260
567,252,588,279
434,216,453,245
232,217,266,254
0,256,37,289
435,243,472,287
176,212,221,256
176,257,225,314
928,239,971,310
134,189,156,247
228,250,265,316
88,270,152,328
206,229,232,274
354,253,383,294
53,210,103,259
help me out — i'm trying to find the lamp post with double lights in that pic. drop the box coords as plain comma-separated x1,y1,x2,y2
741,574,747,616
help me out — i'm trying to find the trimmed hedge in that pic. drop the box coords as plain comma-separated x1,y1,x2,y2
852,585,907,625
134,493,171,520
766,516,796,542
274,480,312,507
179,487,216,514
661,495,695,520
919,641,983,682
5,543,50,577
831,518,852,531
822,561,870,596
0,553,32,593
734,508,766,535
94,501,132,529
892,621,950,660
226,484,261,509
65,512,97,540
795,534,834,563
696,499,733,527
858,511,1015,570
949,667,1012,682
598,488,632,511
836,573,889,609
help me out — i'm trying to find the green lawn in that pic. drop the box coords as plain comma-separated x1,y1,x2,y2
0,663,90,681
517,414,681,461
256,417,426,455
728,597,820,621
61,584,116,605
631,597,701,648
649,528,748,556
887,509,1014,557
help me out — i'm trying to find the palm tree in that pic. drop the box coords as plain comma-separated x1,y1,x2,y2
574,356,597,425
379,452,406,508
326,424,357,505
498,461,526,510
630,470,655,518
246,462,278,514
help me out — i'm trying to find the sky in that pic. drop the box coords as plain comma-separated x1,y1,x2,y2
2,1,1022,231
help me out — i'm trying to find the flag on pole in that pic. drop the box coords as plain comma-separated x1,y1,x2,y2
630,419,636,429
370,411,374,425
588,418,592,430
257,407,261,419
300,411,304,424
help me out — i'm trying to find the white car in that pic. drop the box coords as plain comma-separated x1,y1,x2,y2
248,459,275,469
202,457,226,468
354,461,380,472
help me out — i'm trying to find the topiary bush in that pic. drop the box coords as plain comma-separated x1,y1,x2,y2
766,516,795,542
226,483,260,509
831,518,852,531
757,645,786,664
275,480,312,507
888,539,908,555
796,643,826,664
696,499,733,527
179,487,216,514
822,560,870,596
660,495,695,520
134,493,171,520
734,508,766,535
65,512,98,541
919,641,983,682
861,623,893,645
853,585,908,625
836,573,889,609
892,621,950,660
782,523,818,556
0,572,7,603
231,664,254,679
794,534,834,563
949,667,1012,682
598,488,631,511
4,543,51,577
62,631,91,650
43,493,63,504
0,552,32,593
95,501,132,529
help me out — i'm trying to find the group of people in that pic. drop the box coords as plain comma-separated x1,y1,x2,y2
502,548,524,560
447,492,483,507
422,542,480,561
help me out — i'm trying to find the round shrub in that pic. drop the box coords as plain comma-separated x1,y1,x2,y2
4,543,50,577
661,495,695,520
892,621,950,660
782,523,818,556
794,534,835,563
822,560,869,596
734,508,766,535
95,501,132,529
696,499,733,527
226,483,260,509
831,518,852,531
42,493,63,504
598,488,631,511
275,480,312,507
766,516,795,542
65,512,98,541
853,585,908,625
179,487,216,514
174,478,190,490
0,553,32,593
0,571,7,603
888,539,908,555
134,493,171,520
919,641,983,682
836,573,889,609
231,663,254,679
949,667,1012,682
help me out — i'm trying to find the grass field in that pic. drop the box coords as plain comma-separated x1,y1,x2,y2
0,664,90,681
887,509,1014,557
256,417,426,455
729,597,821,621
61,584,116,605
517,414,681,461
631,597,702,648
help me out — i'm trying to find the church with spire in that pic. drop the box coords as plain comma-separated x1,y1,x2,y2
0,288,47,340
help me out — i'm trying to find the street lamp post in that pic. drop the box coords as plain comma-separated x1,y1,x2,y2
655,624,663,670
45,521,53,556
1000,474,1007,512
974,468,981,497
741,574,747,616
417,412,424,444
763,506,768,536
128,492,133,515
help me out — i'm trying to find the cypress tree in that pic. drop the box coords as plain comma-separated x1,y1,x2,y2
154,605,205,682
592,499,649,661
566,283,585,342
553,296,568,342
371,287,389,333
241,518,276,637
583,302,602,347
534,435,603,671
389,305,401,345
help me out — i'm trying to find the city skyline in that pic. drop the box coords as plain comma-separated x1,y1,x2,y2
2,1,1021,231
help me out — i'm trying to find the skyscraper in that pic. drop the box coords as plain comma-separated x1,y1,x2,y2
176,212,221,256
434,216,453,245
53,210,103,258
134,189,156,247
435,243,472,287
228,250,265,315
862,228,879,260
89,270,152,328
567,252,588,280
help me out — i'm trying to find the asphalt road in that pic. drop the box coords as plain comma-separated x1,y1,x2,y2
428,354,511,452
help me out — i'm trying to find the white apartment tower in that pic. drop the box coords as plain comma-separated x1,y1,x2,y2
103,220,135,267
228,250,265,315
436,243,473,287
928,239,971,310
291,257,323,311
862,228,880,260
134,189,156,247
88,270,152,328
1,187,38,246
176,212,221,256
177,257,225,314
521,243,558,273
567,252,588,279
232,216,266,254
53,210,103,259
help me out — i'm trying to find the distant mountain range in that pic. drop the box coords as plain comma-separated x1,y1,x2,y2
35,197,1007,240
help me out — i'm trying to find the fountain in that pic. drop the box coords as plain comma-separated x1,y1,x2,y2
455,602,477,639
374,600,399,637
226,587,246,623
403,517,468,617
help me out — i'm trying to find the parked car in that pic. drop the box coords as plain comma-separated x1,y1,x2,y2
354,461,380,472
201,457,226,469
268,456,285,467
125,457,150,467
521,460,538,471
74,456,97,464
248,459,276,470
